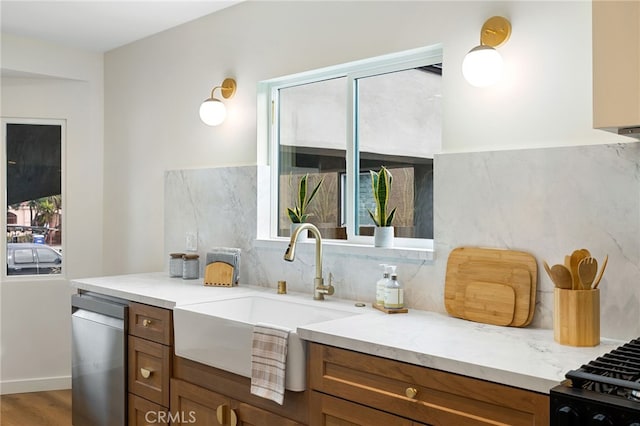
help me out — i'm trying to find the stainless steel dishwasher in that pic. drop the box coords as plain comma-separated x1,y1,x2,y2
71,292,128,426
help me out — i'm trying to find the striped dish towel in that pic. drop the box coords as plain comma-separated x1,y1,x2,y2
250,323,290,405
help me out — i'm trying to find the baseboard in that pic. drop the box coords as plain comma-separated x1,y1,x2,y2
0,375,71,395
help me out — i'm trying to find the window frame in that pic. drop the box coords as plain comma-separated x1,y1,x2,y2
261,44,442,250
2,117,66,280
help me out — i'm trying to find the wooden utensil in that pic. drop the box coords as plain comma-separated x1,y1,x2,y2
543,261,560,287
578,257,598,290
550,264,573,289
569,249,590,290
592,254,608,289
463,281,516,326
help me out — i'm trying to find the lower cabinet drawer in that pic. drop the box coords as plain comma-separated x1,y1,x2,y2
310,391,417,426
309,343,549,426
129,335,171,407
128,393,169,426
129,302,173,345
171,378,306,426
170,378,227,425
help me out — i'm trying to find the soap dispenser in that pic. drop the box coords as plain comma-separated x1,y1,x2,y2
375,264,390,306
383,266,404,309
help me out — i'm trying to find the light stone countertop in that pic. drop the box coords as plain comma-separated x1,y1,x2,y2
296,309,622,394
70,272,257,308
70,272,623,394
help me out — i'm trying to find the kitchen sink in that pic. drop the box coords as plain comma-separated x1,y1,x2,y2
173,293,367,391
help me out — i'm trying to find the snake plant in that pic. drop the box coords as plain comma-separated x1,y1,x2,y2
368,166,396,227
287,173,324,223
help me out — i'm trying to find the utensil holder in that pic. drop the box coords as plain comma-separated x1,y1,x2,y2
553,288,600,346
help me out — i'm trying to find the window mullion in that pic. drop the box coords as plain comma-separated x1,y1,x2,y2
345,75,357,241
269,86,281,239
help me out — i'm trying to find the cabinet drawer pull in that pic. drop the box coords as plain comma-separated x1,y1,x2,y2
140,368,153,379
216,405,224,424
142,319,152,327
216,404,237,426
229,408,238,426
405,387,418,398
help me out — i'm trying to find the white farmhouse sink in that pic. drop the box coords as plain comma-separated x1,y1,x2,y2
173,293,366,391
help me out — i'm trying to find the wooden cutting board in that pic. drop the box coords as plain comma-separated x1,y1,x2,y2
463,281,516,326
204,261,234,286
445,247,537,327
457,262,531,326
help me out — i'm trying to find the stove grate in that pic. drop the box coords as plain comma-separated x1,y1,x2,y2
565,338,640,401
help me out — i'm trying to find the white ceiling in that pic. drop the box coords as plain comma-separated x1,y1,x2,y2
1,1,241,53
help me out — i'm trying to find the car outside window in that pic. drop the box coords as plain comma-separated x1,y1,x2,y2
13,248,34,264
36,248,58,263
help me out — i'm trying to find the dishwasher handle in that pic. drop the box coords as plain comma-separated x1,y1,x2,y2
72,293,127,320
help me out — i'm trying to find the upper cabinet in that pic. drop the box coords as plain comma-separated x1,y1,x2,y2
593,0,640,134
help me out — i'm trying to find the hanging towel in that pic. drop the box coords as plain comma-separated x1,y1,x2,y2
250,323,290,405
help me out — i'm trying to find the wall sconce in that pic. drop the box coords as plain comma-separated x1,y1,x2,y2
462,16,512,87
199,78,237,126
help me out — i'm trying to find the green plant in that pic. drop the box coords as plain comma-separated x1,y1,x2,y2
368,166,396,227
287,173,324,223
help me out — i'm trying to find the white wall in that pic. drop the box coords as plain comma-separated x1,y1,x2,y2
103,1,627,275
0,33,104,393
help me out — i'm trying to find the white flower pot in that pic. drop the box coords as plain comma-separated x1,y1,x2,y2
374,226,394,248
290,223,308,242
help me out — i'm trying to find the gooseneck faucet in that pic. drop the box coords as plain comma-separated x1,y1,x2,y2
283,223,335,300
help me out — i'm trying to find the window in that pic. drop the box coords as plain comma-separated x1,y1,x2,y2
265,45,442,247
13,248,34,264
3,118,64,277
36,247,59,263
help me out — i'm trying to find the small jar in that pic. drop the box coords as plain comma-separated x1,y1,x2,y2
169,253,184,278
182,254,199,280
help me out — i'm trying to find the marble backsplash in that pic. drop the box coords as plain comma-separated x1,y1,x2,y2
165,142,640,340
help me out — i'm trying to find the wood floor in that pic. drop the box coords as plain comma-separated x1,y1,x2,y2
0,389,72,426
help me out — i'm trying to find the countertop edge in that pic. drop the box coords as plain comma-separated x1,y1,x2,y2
297,328,559,394
70,279,178,309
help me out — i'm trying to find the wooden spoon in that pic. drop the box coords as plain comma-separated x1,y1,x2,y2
592,254,608,289
550,264,573,289
578,257,598,290
569,249,590,290
543,261,555,285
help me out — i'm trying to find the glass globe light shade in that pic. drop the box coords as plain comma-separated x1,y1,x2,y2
462,45,504,87
199,98,227,126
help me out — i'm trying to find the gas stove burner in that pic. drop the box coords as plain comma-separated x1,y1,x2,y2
551,337,640,426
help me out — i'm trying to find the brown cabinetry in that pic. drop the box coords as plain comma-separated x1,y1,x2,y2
129,335,171,407
129,393,169,426
124,298,548,426
171,378,304,426
128,302,173,426
129,301,173,345
308,343,549,426
593,0,640,132
311,391,422,426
